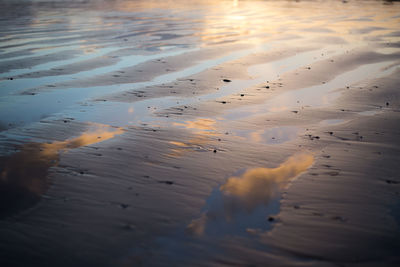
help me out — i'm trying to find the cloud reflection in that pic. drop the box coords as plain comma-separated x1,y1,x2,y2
173,118,217,134
186,153,314,236
0,125,124,219
167,118,220,158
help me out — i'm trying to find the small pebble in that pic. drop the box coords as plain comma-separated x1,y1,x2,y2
159,181,174,185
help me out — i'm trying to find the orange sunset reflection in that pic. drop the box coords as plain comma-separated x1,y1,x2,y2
186,153,314,236
0,124,124,218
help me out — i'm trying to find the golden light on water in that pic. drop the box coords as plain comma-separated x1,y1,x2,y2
168,118,219,157
221,153,314,209
173,118,217,134
1,0,400,264
40,126,124,156
0,124,124,217
187,153,314,235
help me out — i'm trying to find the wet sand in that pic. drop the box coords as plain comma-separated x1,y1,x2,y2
1,0,400,266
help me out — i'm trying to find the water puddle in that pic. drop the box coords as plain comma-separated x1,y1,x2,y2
232,126,300,145
0,123,124,219
0,43,84,62
166,135,215,158
358,109,382,116
0,47,198,96
173,118,217,135
197,47,341,102
319,119,347,126
131,153,314,266
224,61,398,120
0,45,271,126
39,47,339,128
0,34,82,49
186,153,314,236
0,38,84,55
0,46,121,78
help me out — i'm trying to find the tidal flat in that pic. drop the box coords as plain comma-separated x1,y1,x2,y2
1,0,400,266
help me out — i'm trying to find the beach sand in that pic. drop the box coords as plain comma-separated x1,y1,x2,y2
1,0,400,266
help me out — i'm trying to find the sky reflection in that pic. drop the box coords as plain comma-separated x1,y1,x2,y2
173,118,217,135
0,124,123,218
186,153,314,236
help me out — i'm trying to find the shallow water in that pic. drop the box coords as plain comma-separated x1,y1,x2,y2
1,0,400,266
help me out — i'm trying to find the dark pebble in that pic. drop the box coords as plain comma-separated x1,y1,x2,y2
223,79,231,82
332,216,346,222
159,181,174,185
213,149,217,153
123,224,134,230
268,216,275,222
325,171,339,176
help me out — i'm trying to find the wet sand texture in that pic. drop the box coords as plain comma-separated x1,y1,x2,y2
1,0,400,266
